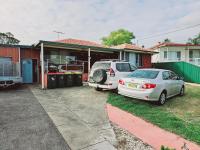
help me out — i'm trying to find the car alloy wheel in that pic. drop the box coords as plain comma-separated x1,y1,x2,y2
160,93,166,105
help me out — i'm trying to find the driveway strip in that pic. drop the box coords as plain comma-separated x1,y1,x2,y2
0,86,70,150
31,86,117,150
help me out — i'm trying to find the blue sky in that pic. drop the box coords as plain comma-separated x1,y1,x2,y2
0,0,200,47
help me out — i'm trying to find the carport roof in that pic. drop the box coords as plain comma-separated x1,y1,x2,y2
0,44,32,49
34,40,122,52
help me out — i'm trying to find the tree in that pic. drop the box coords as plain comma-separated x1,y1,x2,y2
187,33,200,45
163,38,171,43
101,29,135,46
0,32,20,45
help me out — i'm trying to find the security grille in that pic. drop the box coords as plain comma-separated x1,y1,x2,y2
0,62,20,76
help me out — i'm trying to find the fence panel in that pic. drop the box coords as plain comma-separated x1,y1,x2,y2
153,62,200,84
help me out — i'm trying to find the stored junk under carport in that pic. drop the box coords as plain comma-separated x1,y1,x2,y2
34,39,120,89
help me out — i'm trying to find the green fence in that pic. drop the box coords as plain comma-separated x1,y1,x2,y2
153,62,200,84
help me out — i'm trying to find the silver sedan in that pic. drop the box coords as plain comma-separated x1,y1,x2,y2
118,69,185,105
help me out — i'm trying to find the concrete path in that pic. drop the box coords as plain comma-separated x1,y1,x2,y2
31,86,116,150
107,104,200,150
0,86,70,150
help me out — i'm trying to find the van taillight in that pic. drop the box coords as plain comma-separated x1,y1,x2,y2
119,79,125,85
142,83,156,89
109,68,115,77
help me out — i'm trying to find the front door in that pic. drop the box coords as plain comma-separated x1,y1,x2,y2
22,59,33,83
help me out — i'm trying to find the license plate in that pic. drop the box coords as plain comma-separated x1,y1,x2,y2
127,83,138,89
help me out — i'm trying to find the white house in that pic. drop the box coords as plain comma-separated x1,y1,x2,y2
151,42,200,66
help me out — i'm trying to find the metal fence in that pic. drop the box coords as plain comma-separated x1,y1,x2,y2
0,62,20,77
153,61,200,84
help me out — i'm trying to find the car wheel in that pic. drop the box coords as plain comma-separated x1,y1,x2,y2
179,86,184,96
158,92,166,105
95,87,102,91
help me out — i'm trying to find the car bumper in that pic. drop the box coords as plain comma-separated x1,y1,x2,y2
0,76,22,86
118,85,159,101
89,82,116,89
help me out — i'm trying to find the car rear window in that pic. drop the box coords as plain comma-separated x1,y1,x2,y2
91,63,111,70
128,70,159,79
116,63,131,72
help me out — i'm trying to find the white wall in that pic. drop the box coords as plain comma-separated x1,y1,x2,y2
152,47,187,62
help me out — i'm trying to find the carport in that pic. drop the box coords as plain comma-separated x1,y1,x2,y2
34,40,121,89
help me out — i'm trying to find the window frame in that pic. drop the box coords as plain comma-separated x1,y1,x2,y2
164,51,168,59
162,71,171,80
136,53,143,67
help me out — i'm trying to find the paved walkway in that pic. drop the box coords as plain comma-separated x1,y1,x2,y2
31,86,116,150
0,86,70,150
107,104,200,150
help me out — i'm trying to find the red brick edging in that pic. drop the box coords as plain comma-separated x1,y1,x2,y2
106,104,200,150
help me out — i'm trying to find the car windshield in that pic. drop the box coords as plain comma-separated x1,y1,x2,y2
128,70,159,79
91,62,111,70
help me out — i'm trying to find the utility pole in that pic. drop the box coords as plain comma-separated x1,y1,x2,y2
53,31,65,40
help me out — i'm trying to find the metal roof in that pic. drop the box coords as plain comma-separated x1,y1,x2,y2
0,44,32,49
34,40,122,52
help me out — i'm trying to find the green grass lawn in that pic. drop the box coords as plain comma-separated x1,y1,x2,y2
107,84,200,145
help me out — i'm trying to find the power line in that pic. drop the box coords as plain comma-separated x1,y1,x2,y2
137,23,200,41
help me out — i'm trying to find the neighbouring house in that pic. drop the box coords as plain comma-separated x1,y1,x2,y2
0,44,40,85
113,43,155,68
0,38,155,89
151,42,200,66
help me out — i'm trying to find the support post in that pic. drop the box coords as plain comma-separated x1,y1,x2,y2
119,51,122,60
41,43,45,89
124,51,126,61
88,48,91,81
18,47,21,77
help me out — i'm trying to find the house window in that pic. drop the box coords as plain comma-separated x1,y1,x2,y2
167,51,181,61
164,51,167,59
124,52,129,61
136,54,143,67
189,51,193,59
177,51,181,60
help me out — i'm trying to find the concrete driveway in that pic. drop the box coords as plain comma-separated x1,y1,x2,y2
31,86,116,150
0,86,70,150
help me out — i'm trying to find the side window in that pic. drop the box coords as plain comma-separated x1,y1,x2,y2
170,71,178,80
116,63,131,72
130,64,137,71
177,52,181,60
162,71,170,80
164,51,167,59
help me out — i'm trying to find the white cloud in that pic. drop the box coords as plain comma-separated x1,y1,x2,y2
0,0,200,47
